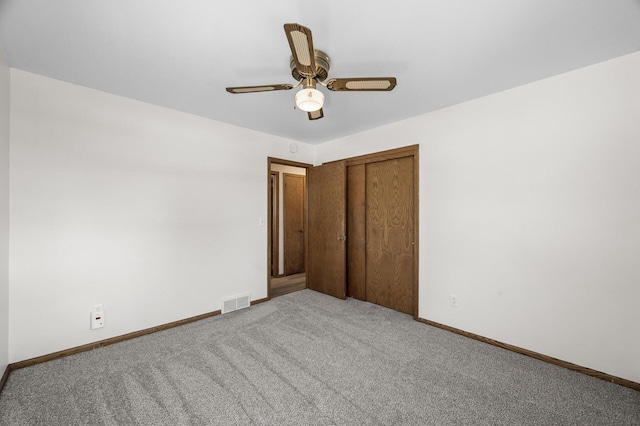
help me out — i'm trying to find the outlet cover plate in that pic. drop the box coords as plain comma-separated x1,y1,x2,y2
450,295,458,307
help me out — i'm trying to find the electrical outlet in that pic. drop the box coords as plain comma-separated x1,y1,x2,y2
450,295,458,307
91,309,105,330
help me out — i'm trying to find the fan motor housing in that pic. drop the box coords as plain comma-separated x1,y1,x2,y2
290,50,330,82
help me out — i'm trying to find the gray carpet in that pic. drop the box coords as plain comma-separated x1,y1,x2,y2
1,290,638,425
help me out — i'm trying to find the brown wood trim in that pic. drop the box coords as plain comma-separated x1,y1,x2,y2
416,317,640,392
267,158,313,168
0,364,9,393
270,170,280,279
343,145,419,167
250,297,269,306
9,309,222,371
412,148,419,319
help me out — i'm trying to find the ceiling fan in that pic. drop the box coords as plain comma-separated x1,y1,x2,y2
226,23,397,120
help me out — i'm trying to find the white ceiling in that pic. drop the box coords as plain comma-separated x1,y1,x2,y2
1,0,639,144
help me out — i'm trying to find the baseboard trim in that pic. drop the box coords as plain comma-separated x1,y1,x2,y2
0,365,9,394
251,297,269,306
8,296,274,373
9,308,225,371
416,317,640,392
9,297,273,373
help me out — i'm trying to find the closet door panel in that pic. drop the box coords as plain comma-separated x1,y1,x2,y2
366,157,414,314
347,164,366,300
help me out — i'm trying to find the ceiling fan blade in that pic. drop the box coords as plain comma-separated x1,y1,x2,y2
307,108,324,120
226,84,293,94
326,77,397,91
284,23,317,77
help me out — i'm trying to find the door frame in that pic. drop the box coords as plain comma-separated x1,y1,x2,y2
269,171,280,278
267,157,313,300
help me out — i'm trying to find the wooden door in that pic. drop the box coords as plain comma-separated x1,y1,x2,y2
365,156,414,314
283,173,305,275
347,164,366,300
307,161,347,299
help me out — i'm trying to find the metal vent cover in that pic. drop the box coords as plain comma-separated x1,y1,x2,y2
221,292,251,314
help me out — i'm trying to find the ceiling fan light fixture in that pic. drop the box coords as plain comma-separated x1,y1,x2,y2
295,87,324,112
226,23,397,121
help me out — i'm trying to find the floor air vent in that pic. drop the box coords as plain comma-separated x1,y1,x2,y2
221,292,251,314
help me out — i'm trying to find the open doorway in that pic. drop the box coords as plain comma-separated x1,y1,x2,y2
268,158,312,298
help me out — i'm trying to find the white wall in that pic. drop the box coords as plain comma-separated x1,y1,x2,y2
9,70,314,362
316,52,640,383
0,43,10,374
270,164,306,275
6,52,640,384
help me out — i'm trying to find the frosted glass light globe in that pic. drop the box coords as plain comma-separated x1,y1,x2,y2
295,88,324,112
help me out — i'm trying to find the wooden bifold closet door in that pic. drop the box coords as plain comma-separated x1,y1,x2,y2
307,147,417,316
